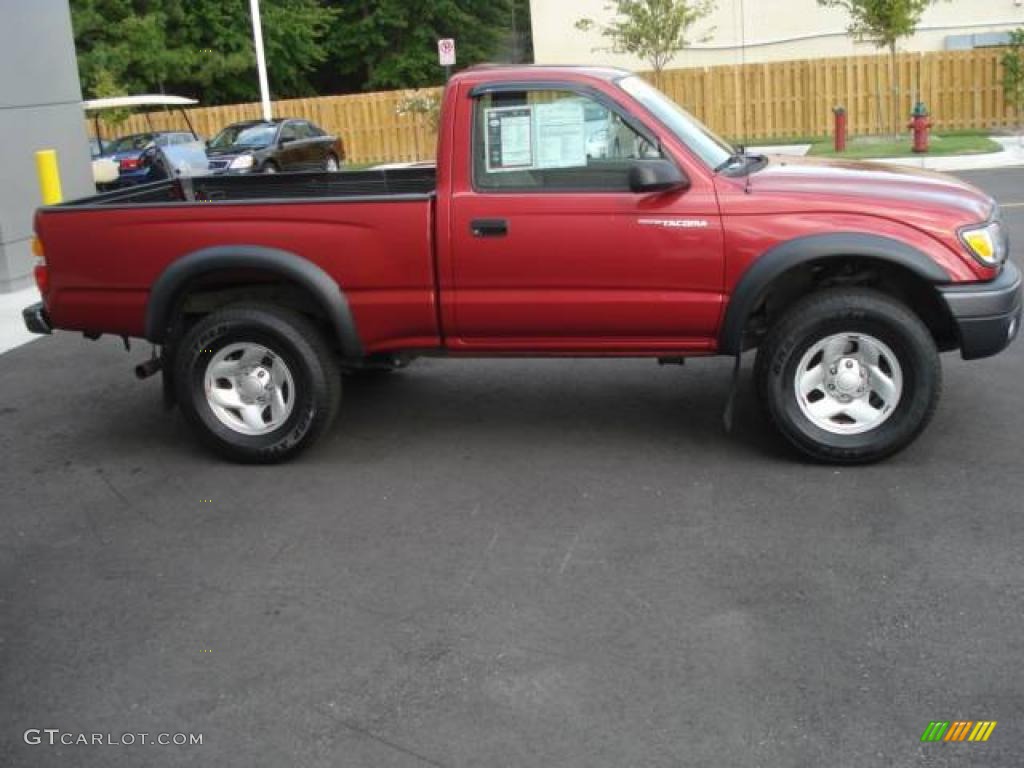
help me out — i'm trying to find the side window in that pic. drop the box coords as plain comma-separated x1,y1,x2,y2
473,88,663,192
293,122,314,139
280,123,299,142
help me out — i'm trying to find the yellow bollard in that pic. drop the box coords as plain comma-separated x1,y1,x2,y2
35,149,63,205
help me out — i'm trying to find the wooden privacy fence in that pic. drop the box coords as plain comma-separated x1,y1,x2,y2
652,48,1015,142
87,49,1016,165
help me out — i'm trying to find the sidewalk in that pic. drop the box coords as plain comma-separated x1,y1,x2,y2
0,286,41,355
749,136,1024,172
873,136,1024,172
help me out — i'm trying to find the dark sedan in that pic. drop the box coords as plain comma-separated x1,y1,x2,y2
206,119,345,174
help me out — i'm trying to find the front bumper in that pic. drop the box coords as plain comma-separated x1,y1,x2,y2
938,260,1022,360
22,302,52,335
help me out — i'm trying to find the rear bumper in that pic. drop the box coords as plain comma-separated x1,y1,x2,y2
938,260,1022,360
22,302,52,335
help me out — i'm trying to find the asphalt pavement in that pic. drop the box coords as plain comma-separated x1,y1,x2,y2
1,168,1023,767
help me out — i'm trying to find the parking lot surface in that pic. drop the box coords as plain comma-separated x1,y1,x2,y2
1,169,1022,767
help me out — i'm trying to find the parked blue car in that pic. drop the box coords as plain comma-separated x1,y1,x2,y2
101,131,201,186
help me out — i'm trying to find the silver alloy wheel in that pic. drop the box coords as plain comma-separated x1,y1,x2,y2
794,332,903,435
204,343,295,436
325,155,339,172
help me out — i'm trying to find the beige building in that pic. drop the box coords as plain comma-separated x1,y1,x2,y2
530,0,1024,70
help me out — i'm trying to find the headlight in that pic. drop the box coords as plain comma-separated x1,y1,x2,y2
960,218,1008,267
228,154,254,170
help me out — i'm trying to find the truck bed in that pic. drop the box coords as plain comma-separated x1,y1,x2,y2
36,166,441,352
63,167,437,207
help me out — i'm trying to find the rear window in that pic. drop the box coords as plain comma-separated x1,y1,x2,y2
107,134,156,153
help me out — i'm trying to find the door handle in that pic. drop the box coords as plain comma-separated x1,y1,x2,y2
471,218,508,238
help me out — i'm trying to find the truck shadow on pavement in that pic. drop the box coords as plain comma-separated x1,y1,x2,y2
331,358,785,462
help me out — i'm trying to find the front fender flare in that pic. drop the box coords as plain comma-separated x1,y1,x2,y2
718,233,951,354
145,245,363,357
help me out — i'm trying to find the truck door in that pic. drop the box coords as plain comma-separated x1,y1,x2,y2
446,84,724,353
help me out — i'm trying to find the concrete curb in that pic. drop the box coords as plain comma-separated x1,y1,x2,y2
871,137,1024,172
752,136,1024,171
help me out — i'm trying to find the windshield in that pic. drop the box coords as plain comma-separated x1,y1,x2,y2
106,133,156,154
617,76,735,170
208,123,278,149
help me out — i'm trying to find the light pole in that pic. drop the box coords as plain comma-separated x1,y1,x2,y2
249,0,272,120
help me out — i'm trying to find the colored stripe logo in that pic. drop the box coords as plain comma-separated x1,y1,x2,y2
921,721,997,742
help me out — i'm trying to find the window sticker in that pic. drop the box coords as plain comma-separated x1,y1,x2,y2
534,99,587,170
484,106,533,172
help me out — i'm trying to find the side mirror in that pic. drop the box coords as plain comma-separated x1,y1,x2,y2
628,159,690,194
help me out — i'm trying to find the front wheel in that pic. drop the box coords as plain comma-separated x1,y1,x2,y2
754,288,942,464
174,306,341,463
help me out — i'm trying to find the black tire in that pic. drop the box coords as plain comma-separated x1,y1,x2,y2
754,288,942,464
262,161,279,174
174,306,341,463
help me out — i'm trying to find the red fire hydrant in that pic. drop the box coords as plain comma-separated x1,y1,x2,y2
833,106,847,153
909,102,932,154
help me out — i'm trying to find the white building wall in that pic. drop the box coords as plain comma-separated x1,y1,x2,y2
530,0,1024,70
0,0,93,292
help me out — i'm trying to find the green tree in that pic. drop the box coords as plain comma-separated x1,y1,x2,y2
817,0,947,136
319,0,517,92
70,0,336,104
574,0,716,80
1003,29,1024,140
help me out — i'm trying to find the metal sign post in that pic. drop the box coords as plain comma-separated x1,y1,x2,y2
438,38,456,81
250,0,272,120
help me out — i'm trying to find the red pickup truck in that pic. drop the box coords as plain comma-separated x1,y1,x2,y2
24,65,1021,464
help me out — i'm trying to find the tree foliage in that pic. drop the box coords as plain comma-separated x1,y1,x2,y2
817,0,942,50
70,0,529,104
1004,29,1024,131
575,0,716,74
319,0,520,92
818,0,947,135
72,0,337,103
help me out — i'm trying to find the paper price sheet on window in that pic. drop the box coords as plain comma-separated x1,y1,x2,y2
484,100,588,173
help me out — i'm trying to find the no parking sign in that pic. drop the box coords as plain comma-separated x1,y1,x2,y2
438,38,456,67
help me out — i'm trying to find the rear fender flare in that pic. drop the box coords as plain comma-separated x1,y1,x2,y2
145,245,363,357
718,233,951,354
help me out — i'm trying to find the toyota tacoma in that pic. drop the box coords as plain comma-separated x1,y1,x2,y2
23,66,1021,463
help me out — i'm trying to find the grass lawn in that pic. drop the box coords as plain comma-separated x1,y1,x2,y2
808,131,1001,159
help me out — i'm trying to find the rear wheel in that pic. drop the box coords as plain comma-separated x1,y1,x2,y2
174,306,340,463
754,288,941,463
325,153,340,172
